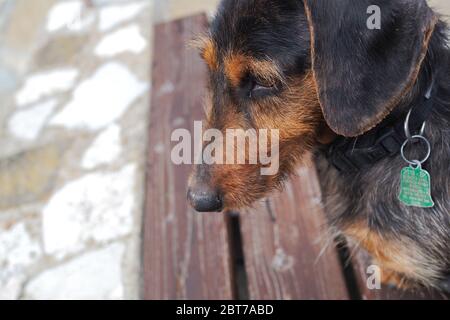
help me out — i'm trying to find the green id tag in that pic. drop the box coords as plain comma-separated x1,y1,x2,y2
398,166,434,208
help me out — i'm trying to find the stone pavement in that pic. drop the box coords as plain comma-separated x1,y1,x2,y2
0,0,155,300
0,0,221,301
0,0,447,300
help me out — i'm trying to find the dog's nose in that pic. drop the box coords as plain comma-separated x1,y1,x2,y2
187,185,223,212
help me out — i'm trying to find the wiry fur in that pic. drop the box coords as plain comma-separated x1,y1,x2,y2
189,0,450,291
314,23,450,288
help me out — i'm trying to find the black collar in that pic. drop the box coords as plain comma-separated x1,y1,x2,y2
326,79,436,173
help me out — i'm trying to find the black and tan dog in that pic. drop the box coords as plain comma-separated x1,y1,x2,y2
187,0,450,292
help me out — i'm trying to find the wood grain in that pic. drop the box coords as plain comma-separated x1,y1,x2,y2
239,157,349,300
143,15,234,300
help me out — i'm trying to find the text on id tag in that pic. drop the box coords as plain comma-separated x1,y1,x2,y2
398,165,434,208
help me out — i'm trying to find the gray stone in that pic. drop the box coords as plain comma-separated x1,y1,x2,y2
0,65,18,94
0,221,42,300
24,243,125,300
42,164,136,259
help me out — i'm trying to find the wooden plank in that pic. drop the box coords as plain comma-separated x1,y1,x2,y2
143,15,234,300
239,156,350,300
352,248,450,300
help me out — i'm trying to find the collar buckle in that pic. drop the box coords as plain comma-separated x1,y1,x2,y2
328,127,403,172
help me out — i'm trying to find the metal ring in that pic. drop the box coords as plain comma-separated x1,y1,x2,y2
404,109,426,139
400,135,431,165
410,160,422,169
419,122,426,136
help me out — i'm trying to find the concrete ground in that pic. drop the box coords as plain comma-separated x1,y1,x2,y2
0,0,448,300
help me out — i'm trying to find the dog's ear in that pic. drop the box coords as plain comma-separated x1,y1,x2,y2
303,0,437,137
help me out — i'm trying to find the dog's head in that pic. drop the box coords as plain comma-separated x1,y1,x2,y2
188,0,437,212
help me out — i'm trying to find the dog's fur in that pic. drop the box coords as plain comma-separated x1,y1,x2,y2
189,0,450,291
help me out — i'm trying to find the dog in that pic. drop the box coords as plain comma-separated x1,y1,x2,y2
187,0,450,292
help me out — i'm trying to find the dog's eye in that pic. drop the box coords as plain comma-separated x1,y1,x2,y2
250,80,276,98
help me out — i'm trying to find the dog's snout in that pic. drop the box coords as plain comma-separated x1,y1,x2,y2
187,184,223,212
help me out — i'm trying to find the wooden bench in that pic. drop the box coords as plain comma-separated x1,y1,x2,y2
143,14,449,300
